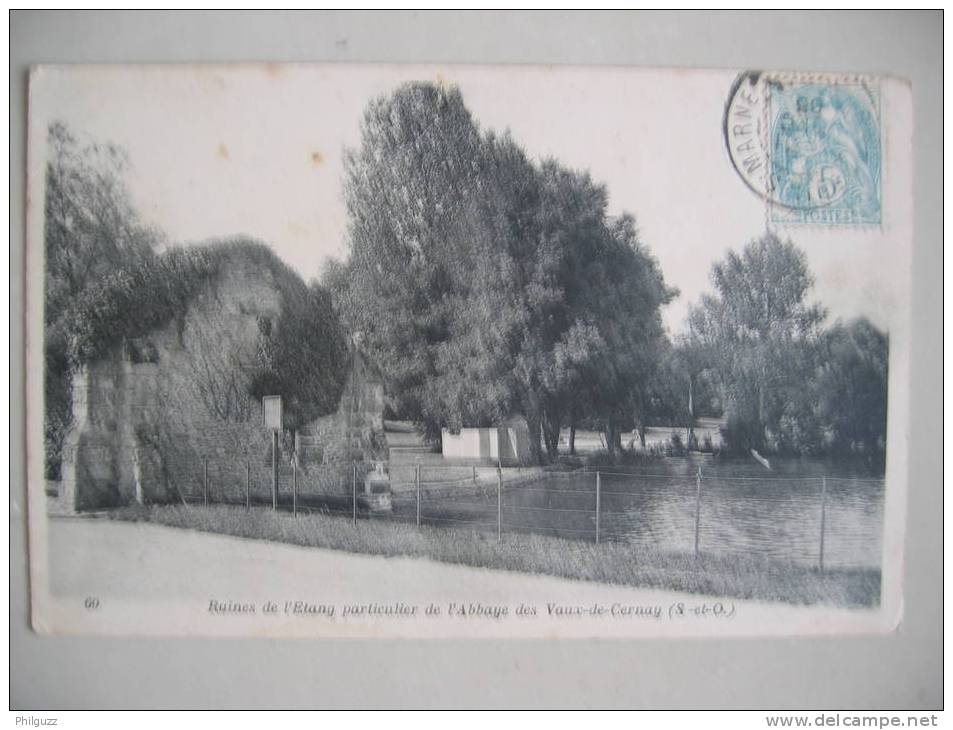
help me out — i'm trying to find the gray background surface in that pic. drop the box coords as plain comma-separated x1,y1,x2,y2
10,10,942,709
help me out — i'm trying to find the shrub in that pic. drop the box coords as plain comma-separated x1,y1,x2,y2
667,431,687,457
700,433,714,454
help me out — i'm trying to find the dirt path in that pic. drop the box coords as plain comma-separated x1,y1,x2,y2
48,516,670,602
41,517,873,638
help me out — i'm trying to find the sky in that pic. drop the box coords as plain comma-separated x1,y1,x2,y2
29,64,909,334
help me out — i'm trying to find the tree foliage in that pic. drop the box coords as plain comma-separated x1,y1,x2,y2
330,84,484,437
45,121,161,324
815,318,888,457
687,233,827,453
687,234,888,461
44,122,161,478
331,82,673,462
68,238,349,431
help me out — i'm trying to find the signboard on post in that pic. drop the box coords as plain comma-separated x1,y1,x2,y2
263,395,282,431
263,396,282,511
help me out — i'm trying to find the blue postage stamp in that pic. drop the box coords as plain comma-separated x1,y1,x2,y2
767,80,881,226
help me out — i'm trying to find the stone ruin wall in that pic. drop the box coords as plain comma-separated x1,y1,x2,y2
58,258,389,511
60,260,282,510
297,352,386,467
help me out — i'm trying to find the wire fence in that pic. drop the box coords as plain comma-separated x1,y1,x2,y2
180,459,885,572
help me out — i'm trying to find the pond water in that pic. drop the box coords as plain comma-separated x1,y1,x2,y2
395,456,885,570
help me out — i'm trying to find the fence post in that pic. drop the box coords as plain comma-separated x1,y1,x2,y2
693,466,702,559
497,466,503,542
819,476,827,573
415,464,421,527
271,431,279,511
352,463,357,524
245,462,250,510
472,465,477,484
595,471,601,544
292,458,298,518
203,458,209,507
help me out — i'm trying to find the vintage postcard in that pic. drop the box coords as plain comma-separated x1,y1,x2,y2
25,63,912,638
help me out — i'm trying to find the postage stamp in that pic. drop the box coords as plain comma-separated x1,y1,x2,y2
724,72,882,226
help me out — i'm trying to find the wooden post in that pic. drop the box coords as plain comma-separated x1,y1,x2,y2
292,458,298,518
271,431,279,511
351,463,357,524
595,471,601,544
819,476,827,573
472,465,477,484
497,466,503,542
693,466,702,559
245,462,250,510
203,458,208,507
415,464,421,526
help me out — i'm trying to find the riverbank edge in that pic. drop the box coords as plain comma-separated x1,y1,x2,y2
105,504,881,609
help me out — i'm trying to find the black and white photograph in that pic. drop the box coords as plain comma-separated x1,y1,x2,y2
25,62,913,638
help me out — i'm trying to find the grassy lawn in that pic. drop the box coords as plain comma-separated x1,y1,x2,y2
109,504,880,609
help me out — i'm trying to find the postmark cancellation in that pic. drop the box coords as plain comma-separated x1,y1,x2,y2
725,72,882,227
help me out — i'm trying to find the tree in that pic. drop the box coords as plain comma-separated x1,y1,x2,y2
565,213,675,459
332,83,486,441
424,131,544,444
424,159,673,463
332,83,549,446
45,122,161,323
505,160,615,461
687,233,825,454
627,344,691,449
44,122,161,478
332,82,673,464
248,277,350,430
815,318,888,458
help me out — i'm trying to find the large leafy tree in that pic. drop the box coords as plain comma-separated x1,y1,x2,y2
687,233,826,453
815,318,888,458
425,132,543,440
332,83,486,440
554,212,674,459
502,161,613,461
333,82,674,463
44,122,161,477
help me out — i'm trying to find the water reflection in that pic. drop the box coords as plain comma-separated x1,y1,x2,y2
412,457,885,569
